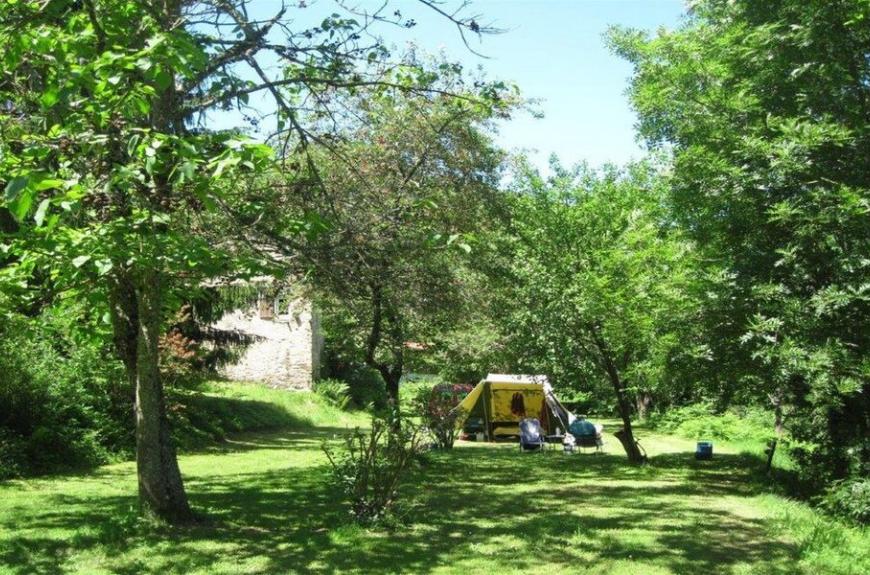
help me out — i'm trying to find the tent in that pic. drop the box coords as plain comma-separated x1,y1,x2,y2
452,374,576,440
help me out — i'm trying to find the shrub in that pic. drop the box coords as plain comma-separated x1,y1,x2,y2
344,366,388,410
398,374,443,409
0,429,26,480
770,501,870,574
0,305,135,477
322,417,424,525
319,312,388,411
558,389,613,417
649,403,775,444
413,383,473,449
820,478,870,525
313,378,352,410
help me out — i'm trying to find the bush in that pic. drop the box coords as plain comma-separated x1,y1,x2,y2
322,417,424,525
0,429,26,480
344,366,388,410
313,378,352,410
318,314,389,411
820,478,870,525
769,500,870,574
649,403,775,444
398,374,443,409
558,389,614,417
413,383,473,449
0,308,132,478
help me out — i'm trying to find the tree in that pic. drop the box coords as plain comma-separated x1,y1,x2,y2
502,161,698,463
0,0,501,521
610,0,870,484
261,85,513,412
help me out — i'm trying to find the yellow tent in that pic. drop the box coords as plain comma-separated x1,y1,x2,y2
452,374,575,440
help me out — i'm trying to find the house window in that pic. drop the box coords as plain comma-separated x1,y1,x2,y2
257,295,274,320
274,293,292,321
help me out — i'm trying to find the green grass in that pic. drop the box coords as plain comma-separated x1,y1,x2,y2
643,405,799,474
170,381,370,448
1,386,866,575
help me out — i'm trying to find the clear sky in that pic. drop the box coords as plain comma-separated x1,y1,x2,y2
215,1,687,170
389,0,686,169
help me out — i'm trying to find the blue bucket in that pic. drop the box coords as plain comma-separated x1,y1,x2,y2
696,442,713,460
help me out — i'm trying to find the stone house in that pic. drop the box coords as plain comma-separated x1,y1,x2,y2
209,289,323,390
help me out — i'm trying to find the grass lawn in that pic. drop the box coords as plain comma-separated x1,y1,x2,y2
1,384,866,574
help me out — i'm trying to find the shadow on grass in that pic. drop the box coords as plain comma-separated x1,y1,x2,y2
185,427,361,456
0,391,330,486
171,393,317,449
0,431,803,575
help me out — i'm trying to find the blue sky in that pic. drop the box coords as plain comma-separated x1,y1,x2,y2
215,1,686,170
390,0,686,168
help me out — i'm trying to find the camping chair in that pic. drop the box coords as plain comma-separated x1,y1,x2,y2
519,418,546,451
574,434,601,453
569,421,604,454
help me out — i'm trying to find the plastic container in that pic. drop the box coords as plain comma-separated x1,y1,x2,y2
695,441,713,460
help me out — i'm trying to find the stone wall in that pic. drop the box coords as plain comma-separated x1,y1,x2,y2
211,298,322,390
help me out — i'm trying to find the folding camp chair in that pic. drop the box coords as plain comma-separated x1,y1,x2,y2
519,418,546,451
574,434,602,453
569,420,604,454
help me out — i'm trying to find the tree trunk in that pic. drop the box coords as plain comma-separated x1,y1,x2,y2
107,268,192,521
133,269,192,521
364,283,404,423
107,271,139,377
126,1,191,520
591,328,646,464
383,371,401,417
610,379,646,464
383,304,405,414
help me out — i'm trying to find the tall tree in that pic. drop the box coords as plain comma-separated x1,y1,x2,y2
261,85,513,411
610,0,870,483
503,161,698,463
0,0,500,521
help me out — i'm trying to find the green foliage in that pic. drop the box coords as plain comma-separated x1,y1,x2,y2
498,160,700,430
0,308,130,478
322,417,424,525
769,498,870,573
820,478,870,525
649,403,775,444
412,383,473,449
320,316,390,411
427,323,507,384
313,379,352,410
274,85,516,405
559,389,617,417
398,374,444,408
0,428,27,480
610,0,870,487
342,366,389,411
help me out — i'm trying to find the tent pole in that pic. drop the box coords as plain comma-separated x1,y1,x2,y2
483,381,491,441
